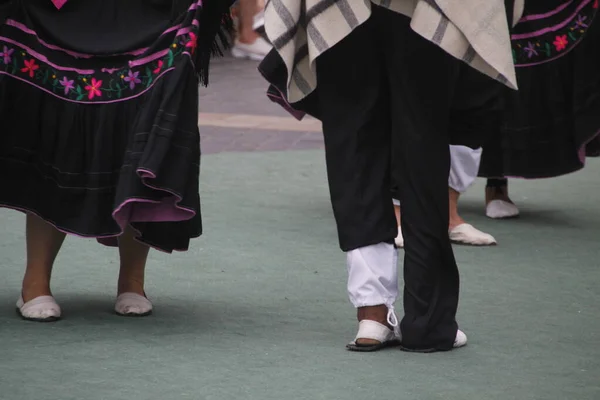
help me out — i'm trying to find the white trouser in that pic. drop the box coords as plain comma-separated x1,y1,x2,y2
448,145,482,193
347,243,398,308
392,145,481,206
347,243,399,325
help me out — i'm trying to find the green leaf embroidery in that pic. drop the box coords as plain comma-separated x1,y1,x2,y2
544,43,551,56
167,49,174,67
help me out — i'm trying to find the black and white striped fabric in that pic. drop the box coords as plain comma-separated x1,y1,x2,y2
264,0,524,103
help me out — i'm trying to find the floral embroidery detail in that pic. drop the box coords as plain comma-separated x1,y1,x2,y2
21,59,39,77
60,76,74,95
0,46,14,64
523,41,538,58
553,35,569,51
185,32,197,54
123,70,141,90
512,2,598,66
574,14,589,28
153,60,164,74
85,77,102,99
0,31,197,102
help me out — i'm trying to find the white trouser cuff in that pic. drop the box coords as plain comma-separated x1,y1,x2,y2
448,145,482,193
346,242,398,309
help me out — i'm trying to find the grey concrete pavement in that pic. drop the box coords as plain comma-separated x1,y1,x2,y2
199,55,324,155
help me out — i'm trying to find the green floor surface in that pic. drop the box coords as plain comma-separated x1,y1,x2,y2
0,150,598,400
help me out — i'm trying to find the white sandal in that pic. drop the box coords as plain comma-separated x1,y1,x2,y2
115,293,153,317
449,223,497,246
16,295,61,322
346,320,402,352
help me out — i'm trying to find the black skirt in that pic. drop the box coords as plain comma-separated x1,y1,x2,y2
0,0,232,252
480,0,600,178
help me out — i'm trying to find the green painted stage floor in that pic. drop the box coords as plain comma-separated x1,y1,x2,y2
1,150,599,400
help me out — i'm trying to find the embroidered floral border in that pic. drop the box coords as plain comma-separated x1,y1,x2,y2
0,31,198,102
512,1,598,66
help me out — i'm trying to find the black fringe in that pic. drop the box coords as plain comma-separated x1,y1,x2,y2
194,0,235,86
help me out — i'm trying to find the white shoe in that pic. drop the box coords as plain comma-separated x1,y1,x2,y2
454,329,468,348
231,37,272,61
395,226,404,248
486,199,519,219
346,320,402,352
449,223,497,246
400,329,468,352
16,295,61,322
115,293,153,317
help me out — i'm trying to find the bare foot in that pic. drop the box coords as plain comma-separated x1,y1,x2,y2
22,214,66,302
448,188,465,230
117,227,149,297
237,0,261,44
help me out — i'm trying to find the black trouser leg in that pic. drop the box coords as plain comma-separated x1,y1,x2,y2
317,6,463,351
315,19,396,252
379,8,460,351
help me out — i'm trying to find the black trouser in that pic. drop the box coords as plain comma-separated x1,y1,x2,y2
316,7,464,351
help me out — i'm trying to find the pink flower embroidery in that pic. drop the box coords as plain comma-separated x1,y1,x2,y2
21,59,39,78
85,78,102,99
153,60,164,74
60,76,74,95
185,32,197,53
0,46,14,64
123,70,141,90
553,35,568,51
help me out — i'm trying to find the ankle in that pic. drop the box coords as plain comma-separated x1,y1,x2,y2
486,186,513,204
357,305,392,329
238,32,259,45
21,281,52,302
118,278,145,296
449,216,465,230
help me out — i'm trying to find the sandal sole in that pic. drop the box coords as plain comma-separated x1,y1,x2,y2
399,344,466,353
346,340,401,352
450,240,497,247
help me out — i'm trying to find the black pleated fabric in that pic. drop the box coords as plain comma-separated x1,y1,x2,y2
0,0,233,252
480,0,600,178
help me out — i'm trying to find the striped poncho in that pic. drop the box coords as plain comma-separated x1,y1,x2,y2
264,0,525,104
